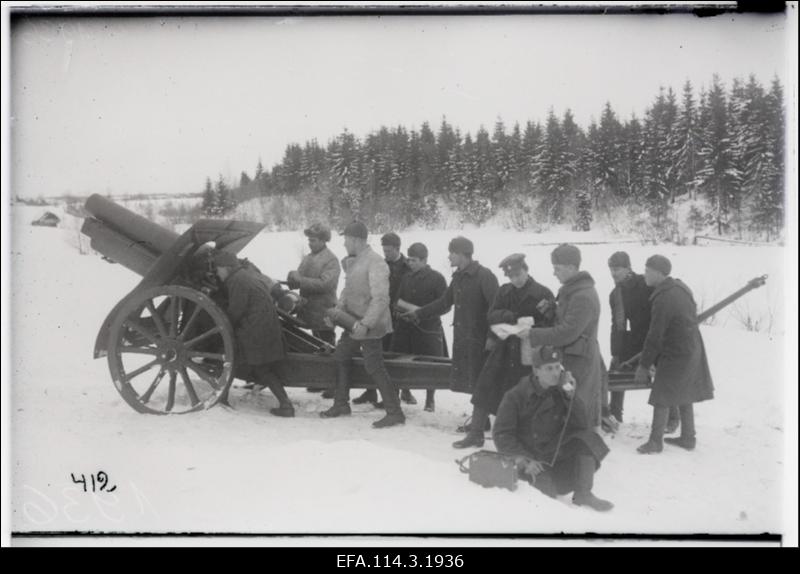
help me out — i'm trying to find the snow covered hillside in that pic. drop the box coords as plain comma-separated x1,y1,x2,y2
10,206,787,535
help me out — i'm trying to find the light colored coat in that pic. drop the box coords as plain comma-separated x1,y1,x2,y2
295,246,340,330
337,245,392,340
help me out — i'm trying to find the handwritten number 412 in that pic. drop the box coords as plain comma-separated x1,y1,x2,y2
71,472,117,493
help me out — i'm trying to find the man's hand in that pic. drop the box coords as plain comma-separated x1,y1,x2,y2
352,321,368,338
514,456,544,476
561,371,576,396
525,459,545,477
398,309,418,323
634,365,651,385
286,270,301,290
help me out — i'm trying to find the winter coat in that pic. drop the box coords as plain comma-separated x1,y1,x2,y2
337,246,392,340
390,265,449,357
417,260,499,394
640,277,715,407
386,253,412,307
222,265,287,368
609,272,653,363
471,277,556,414
493,375,609,465
295,246,340,331
528,271,604,427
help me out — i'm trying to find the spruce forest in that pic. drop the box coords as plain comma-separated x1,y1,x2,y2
201,74,786,242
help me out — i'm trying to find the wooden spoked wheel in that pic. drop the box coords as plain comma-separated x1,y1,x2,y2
107,285,235,414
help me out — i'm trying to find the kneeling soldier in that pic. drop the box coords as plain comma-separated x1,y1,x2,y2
493,345,613,511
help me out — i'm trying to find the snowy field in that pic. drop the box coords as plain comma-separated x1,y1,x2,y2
9,205,789,535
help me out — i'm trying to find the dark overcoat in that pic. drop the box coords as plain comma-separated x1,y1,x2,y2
471,277,555,414
640,277,715,407
493,376,610,466
390,265,449,357
528,271,604,426
223,265,287,369
386,253,411,306
417,261,499,394
609,272,653,363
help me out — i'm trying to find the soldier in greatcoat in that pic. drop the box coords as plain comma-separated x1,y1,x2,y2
635,255,714,454
213,250,295,417
453,253,555,449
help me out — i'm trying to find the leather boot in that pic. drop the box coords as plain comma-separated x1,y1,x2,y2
638,405,667,454
665,406,681,434
456,415,491,433
572,455,614,511
452,431,484,449
372,412,406,428
353,389,379,405
270,405,295,417
573,491,615,512
320,403,352,418
665,404,696,449
424,390,435,412
664,436,696,450
400,389,417,405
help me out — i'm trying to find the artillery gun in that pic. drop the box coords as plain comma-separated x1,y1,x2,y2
81,195,449,415
80,194,767,414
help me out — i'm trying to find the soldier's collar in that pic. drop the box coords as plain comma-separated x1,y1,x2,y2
456,260,480,276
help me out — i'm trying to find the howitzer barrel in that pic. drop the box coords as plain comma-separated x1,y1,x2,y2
84,194,179,256
82,194,181,276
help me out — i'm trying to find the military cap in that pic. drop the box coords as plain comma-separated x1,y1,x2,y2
608,251,631,269
499,253,528,275
531,345,563,368
341,221,368,239
381,232,401,247
448,236,474,256
407,242,428,260
212,250,239,268
550,243,581,267
645,254,672,276
304,222,332,242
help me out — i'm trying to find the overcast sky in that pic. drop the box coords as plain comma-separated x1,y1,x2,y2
10,10,792,199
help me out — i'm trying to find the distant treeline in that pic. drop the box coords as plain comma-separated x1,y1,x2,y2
200,74,785,240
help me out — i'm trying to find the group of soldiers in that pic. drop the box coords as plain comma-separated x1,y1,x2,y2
203,221,715,512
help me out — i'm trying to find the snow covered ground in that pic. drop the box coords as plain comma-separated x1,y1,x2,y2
9,205,790,535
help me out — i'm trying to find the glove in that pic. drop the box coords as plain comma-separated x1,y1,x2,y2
634,365,650,385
